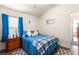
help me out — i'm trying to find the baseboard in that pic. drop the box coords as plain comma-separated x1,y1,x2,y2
59,45,70,50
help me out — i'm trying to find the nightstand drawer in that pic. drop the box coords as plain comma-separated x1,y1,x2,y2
6,37,21,51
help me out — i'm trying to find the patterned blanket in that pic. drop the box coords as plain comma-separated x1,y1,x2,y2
33,36,58,55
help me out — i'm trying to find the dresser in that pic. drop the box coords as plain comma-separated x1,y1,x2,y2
6,37,21,51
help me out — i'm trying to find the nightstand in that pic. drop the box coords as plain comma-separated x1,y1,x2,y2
6,37,21,51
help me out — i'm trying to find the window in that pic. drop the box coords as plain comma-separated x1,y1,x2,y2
9,16,18,36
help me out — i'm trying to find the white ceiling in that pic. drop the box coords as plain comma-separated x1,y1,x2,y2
0,4,56,16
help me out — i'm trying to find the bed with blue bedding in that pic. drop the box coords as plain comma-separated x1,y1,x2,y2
22,35,59,55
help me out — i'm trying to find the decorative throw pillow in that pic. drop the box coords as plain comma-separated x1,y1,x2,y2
32,30,38,36
26,31,32,37
23,31,32,37
31,31,35,34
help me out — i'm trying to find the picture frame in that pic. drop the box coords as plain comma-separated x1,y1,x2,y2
46,18,55,24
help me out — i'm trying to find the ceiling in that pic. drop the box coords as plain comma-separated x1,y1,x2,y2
0,4,56,16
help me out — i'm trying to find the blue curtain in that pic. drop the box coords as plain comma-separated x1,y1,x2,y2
18,17,23,37
1,14,9,42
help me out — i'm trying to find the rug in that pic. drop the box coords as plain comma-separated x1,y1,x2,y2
10,47,71,55
53,47,71,55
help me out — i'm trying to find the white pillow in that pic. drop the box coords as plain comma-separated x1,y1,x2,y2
26,31,32,37
32,30,38,36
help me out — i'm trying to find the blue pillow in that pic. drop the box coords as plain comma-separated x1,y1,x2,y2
23,31,29,37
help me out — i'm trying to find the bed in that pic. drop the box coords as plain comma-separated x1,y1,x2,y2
22,34,59,55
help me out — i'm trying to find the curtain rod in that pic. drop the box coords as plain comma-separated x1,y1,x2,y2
9,15,18,18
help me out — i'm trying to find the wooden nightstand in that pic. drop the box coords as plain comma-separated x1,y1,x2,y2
6,37,21,51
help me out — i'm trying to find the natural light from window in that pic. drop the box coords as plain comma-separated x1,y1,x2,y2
9,16,18,36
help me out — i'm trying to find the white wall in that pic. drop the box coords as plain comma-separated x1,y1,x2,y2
37,5,79,48
0,6,38,50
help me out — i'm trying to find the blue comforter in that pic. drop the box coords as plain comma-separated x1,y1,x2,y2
22,35,59,55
